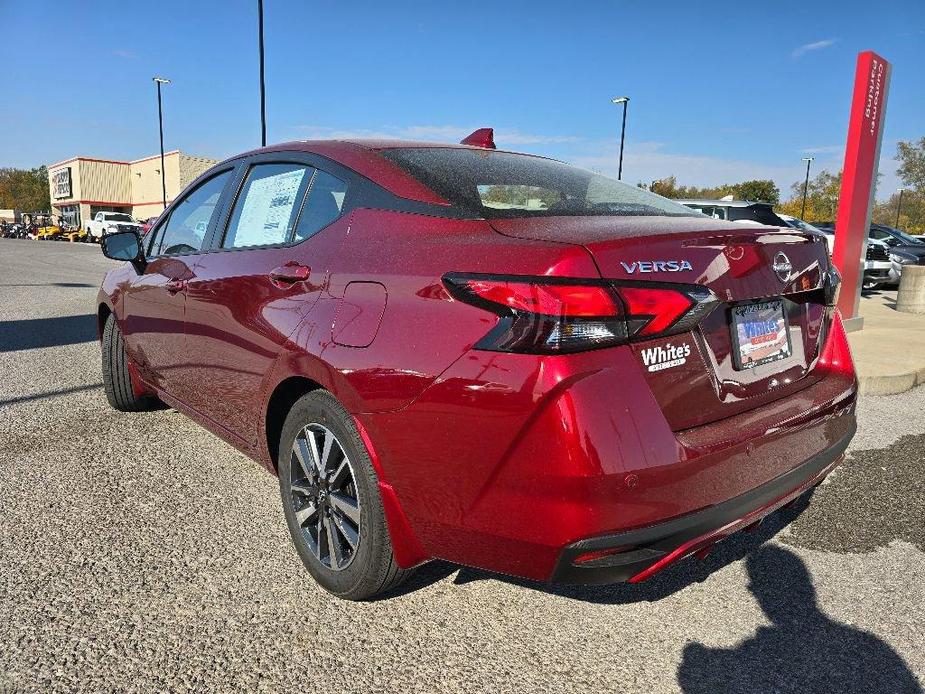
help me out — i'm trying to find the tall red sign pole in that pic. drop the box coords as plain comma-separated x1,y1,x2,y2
833,51,891,331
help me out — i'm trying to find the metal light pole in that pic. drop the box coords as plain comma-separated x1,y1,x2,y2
257,0,267,146
611,96,629,180
895,188,905,229
800,156,814,220
153,77,171,211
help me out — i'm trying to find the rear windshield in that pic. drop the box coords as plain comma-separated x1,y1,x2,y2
381,148,699,219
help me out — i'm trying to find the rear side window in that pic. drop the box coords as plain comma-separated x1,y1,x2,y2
728,205,787,226
223,164,313,248
688,205,726,220
381,148,697,219
150,170,231,256
293,170,347,241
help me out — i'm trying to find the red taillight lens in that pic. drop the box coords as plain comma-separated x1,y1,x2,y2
818,308,855,376
463,280,620,317
444,274,718,354
618,287,693,337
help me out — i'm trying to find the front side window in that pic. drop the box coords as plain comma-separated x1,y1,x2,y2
223,164,313,248
150,170,231,256
381,148,697,219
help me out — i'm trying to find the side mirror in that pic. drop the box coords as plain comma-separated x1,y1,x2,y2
101,230,146,273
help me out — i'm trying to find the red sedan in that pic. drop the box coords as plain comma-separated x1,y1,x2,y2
96,131,857,600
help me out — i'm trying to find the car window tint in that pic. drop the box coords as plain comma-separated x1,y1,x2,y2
293,170,347,241
153,171,231,256
223,164,313,248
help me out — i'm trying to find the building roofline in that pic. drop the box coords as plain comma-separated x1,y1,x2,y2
129,150,181,164
47,150,183,170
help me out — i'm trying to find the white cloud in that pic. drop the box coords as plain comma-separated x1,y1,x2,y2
790,39,837,59
569,141,801,191
568,141,899,202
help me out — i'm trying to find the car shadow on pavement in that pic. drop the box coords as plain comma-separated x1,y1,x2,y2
676,544,922,694
0,314,97,352
0,382,103,408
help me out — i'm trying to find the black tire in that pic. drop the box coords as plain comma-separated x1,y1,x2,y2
278,390,413,600
101,313,153,412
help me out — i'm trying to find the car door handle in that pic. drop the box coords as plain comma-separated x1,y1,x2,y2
269,263,311,284
165,278,187,293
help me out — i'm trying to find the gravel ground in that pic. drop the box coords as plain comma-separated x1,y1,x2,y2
0,238,922,693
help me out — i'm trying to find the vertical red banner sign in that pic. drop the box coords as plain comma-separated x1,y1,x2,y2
833,51,891,329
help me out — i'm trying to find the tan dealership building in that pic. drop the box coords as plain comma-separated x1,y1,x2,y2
47,151,218,229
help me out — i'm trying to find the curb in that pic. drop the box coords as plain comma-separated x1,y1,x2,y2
858,366,925,396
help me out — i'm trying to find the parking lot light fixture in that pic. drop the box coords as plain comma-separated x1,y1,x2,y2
258,0,267,147
800,157,814,220
153,77,171,211
612,96,630,181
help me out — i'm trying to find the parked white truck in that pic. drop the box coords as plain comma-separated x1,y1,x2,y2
86,212,142,242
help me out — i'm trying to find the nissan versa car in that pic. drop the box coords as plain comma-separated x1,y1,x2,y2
97,130,857,600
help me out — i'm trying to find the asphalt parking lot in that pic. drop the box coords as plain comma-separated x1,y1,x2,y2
0,238,923,693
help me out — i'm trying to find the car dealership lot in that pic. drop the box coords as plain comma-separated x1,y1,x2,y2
0,239,923,693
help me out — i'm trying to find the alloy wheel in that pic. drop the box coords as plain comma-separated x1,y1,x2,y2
289,424,361,571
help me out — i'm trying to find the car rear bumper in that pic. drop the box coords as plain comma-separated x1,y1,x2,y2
365,312,858,581
549,420,853,584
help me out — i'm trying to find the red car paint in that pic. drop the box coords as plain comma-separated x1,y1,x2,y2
98,139,857,585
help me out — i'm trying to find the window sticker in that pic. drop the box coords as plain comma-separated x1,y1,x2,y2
234,168,307,246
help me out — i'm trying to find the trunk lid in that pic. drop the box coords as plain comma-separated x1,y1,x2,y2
490,216,832,430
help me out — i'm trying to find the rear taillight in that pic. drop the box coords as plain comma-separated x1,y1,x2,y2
444,273,719,354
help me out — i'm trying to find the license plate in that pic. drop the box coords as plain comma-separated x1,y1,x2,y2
731,300,792,370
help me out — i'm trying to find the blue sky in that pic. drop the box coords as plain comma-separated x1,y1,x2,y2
1,0,922,199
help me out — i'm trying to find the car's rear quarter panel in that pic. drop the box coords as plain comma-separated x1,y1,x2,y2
273,208,600,415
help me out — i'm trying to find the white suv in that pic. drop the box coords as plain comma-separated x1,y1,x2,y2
86,212,142,242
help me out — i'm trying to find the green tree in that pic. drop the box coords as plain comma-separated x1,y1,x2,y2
729,180,780,204
778,170,842,222
896,137,925,193
873,190,924,234
0,166,50,212
640,176,681,198
639,177,779,204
